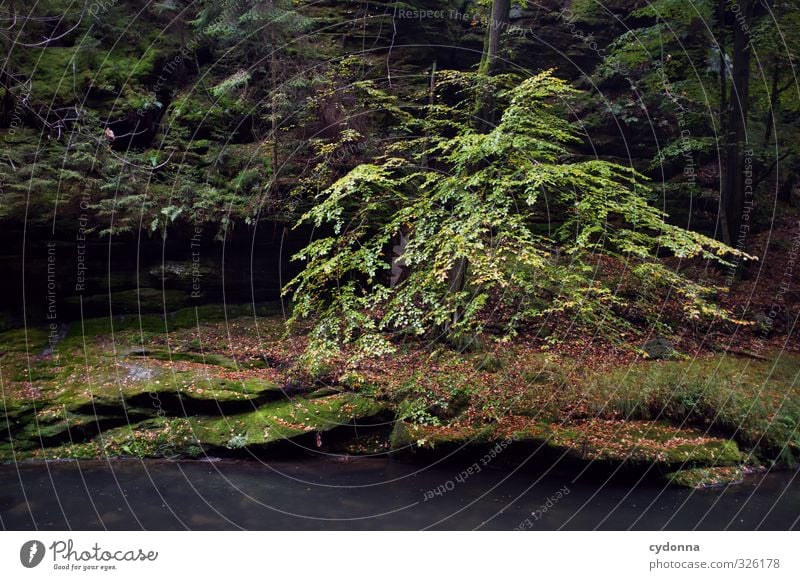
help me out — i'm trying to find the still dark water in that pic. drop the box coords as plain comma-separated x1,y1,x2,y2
0,459,798,530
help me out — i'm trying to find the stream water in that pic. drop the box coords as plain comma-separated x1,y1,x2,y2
1,459,798,530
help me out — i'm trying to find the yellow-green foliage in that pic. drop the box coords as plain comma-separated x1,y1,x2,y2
287,70,746,359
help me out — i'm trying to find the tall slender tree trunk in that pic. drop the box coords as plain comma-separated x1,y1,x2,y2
421,60,437,169
723,0,753,247
474,0,510,131
480,0,510,75
390,62,438,288
716,0,731,243
717,0,727,122
443,0,511,336
270,28,279,197
763,56,780,147
0,1,16,126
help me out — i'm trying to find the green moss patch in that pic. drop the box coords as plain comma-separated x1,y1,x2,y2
666,466,747,489
581,353,800,463
186,393,386,448
506,418,743,467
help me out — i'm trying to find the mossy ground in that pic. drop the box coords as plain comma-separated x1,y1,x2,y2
1,305,797,487
0,303,391,460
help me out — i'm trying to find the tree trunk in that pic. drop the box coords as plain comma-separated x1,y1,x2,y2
270,28,279,196
474,0,510,131
716,0,730,244
479,0,510,76
444,0,510,335
763,56,780,147
722,0,753,247
390,62,438,289
0,2,16,126
717,0,727,122
421,60,437,169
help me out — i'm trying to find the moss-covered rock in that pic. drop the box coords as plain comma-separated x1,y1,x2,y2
148,261,222,290
389,421,495,451
506,419,744,469
64,288,191,316
388,416,745,483
0,327,50,353
0,311,13,332
666,466,747,489
186,393,386,448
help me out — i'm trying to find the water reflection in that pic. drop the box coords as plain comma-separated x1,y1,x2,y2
0,459,797,530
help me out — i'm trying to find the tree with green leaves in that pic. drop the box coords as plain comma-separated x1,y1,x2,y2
286,70,745,361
